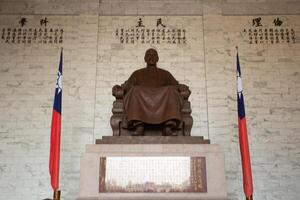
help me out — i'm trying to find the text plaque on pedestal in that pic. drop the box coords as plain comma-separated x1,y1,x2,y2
99,157,207,193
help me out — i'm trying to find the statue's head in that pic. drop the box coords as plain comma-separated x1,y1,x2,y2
144,48,159,65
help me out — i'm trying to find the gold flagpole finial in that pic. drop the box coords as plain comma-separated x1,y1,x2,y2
235,46,239,51
53,190,61,200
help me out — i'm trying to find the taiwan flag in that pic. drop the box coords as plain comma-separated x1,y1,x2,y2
236,52,254,200
49,49,63,191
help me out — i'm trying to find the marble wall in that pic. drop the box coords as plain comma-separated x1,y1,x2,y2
0,0,299,200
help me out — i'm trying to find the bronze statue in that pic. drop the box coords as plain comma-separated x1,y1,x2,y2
111,48,193,136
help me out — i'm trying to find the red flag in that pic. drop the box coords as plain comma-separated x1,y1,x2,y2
236,52,253,199
49,50,63,191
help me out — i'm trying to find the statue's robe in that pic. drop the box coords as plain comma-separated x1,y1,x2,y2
123,66,183,128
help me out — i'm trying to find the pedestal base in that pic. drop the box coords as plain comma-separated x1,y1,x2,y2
77,195,227,200
77,136,227,200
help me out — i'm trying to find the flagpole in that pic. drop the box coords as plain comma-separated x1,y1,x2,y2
53,190,61,200
246,195,253,200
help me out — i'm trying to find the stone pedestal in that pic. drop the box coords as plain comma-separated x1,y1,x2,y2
77,136,227,200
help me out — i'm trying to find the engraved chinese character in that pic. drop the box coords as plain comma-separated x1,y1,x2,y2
252,17,262,27
136,18,145,27
273,17,283,26
120,36,124,44
156,18,166,28
19,17,27,27
40,17,49,27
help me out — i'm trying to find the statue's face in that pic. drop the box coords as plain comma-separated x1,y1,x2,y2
144,49,159,65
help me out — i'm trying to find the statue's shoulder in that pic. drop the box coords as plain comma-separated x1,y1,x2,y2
157,67,173,75
129,68,144,77
134,68,146,73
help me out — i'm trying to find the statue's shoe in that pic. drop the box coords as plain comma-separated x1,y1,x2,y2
133,125,144,136
163,126,177,136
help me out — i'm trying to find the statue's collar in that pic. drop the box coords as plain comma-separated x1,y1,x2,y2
146,65,157,69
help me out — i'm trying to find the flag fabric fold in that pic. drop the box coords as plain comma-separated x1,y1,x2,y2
236,52,253,199
49,49,63,191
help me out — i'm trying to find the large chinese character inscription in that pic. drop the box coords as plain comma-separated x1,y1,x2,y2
115,18,187,45
99,157,207,193
1,17,64,45
243,16,296,44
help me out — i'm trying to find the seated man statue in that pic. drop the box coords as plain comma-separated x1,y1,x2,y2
112,48,192,136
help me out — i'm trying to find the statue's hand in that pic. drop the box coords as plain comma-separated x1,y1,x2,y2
178,84,191,99
112,85,124,99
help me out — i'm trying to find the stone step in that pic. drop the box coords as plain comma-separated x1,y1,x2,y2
96,136,210,144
